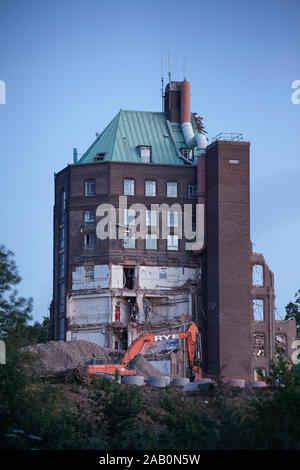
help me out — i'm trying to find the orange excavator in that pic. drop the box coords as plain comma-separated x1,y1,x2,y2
82,321,202,378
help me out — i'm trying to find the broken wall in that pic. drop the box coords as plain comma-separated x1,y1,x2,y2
251,252,297,378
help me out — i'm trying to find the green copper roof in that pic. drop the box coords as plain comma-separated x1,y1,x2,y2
77,110,198,166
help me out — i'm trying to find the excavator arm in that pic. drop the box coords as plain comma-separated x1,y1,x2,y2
84,321,202,377
121,321,202,376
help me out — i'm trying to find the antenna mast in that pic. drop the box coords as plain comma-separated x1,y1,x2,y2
168,49,171,83
161,56,164,112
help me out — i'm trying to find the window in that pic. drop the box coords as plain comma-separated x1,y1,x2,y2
253,333,265,357
59,252,65,279
253,264,264,286
124,179,135,196
253,299,264,321
123,233,135,249
275,334,287,357
167,182,178,197
139,146,151,163
146,234,157,250
84,233,95,248
145,180,156,196
168,211,178,228
58,317,65,340
159,272,167,279
123,267,135,289
94,153,105,161
59,227,65,250
84,210,95,226
254,368,266,381
84,264,94,282
59,189,66,224
58,283,65,314
167,235,179,251
124,209,136,226
85,180,95,196
181,148,194,160
146,210,157,227
188,184,197,198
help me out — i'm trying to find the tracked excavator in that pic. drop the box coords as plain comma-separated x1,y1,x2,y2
82,321,202,378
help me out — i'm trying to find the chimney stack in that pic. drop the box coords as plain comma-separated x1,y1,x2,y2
164,81,182,122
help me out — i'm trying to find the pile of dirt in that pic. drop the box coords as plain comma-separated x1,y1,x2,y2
23,340,163,379
23,340,114,375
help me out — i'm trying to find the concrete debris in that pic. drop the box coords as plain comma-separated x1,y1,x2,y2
171,377,190,386
134,355,164,379
121,375,145,386
146,376,169,388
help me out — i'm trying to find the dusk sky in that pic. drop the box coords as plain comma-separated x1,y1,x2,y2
0,0,299,322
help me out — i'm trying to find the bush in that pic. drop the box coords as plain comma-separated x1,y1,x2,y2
243,356,300,449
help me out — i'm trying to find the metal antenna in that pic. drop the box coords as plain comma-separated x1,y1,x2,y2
161,56,164,112
168,49,171,83
183,56,186,80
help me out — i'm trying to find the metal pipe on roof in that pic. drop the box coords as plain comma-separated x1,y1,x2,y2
180,80,208,156
180,80,207,254
73,148,78,164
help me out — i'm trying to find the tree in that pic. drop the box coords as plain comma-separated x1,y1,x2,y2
244,356,300,449
285,289,300,338
24,316,50,344
0,245,33,351
0,245,51,350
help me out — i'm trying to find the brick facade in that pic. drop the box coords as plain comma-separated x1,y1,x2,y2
50,81,297,380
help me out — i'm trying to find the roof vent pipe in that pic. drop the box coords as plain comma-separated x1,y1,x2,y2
180,80,207,254
73,147,78,164
180,80,208,155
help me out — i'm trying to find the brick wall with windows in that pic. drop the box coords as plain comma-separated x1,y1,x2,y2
65,161,199,267
51,160,200,339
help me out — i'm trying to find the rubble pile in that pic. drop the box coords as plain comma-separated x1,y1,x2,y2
24,340,114,375
23,340,163,379
134,355,164,379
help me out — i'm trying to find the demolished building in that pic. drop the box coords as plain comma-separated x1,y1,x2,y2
50,79,296,381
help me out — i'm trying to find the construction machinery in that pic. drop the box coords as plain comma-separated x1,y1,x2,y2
82,321,202,378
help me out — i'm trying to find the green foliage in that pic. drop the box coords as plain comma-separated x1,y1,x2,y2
0,245,49,352
0,379,87,449
23,316,50,345
0,353,27,437
151,388,219,450
150,378,245,450
285,288,300,338
17,384,85,449
89,378,145,449
0,244,299,450
0,245,33,352
244,356,300,449
1,361,300,449
0,245,21,295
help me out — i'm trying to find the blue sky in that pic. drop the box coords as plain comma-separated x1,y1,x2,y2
0,0,299,322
